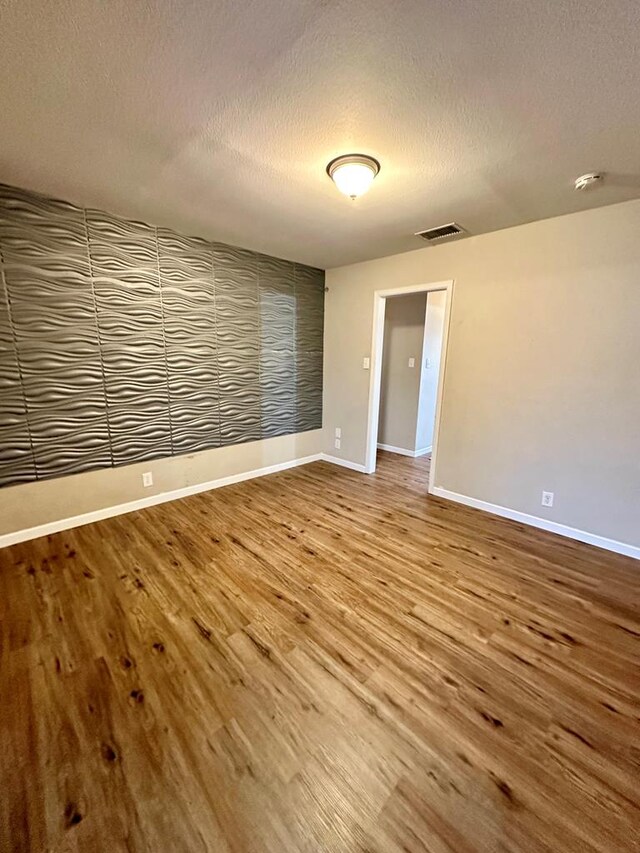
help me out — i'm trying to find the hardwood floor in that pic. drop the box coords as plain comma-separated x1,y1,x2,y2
1,451,639,852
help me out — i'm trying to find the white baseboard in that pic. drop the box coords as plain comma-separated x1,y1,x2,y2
431,487,640,560
9,457,634,562
320,454,368,473
377,443,431,458
0,454,323,549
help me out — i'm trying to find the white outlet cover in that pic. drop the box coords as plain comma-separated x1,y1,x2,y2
541,491,554,507
408,357,415,368
335,427,341,438
363,357,370,369
143,471,153,487
334,438,341,449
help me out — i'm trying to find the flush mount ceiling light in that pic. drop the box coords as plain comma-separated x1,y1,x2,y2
326,154,380,199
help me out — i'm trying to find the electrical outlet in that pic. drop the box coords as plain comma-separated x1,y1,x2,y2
335,427,341,438
541,491,554,507
334,438,341,450
142,471,153,488
362,357,370,369
408,357,415,368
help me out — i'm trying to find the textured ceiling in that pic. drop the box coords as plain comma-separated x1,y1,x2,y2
1,0,639,268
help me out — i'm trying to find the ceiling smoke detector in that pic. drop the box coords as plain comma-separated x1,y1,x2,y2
415,223,466,244
574,172,603,191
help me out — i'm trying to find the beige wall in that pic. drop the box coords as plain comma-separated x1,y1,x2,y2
378,293,427,451
416,291,446,452
0,431,322,538
324,200,640,548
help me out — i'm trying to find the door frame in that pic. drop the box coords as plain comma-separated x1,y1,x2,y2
364,279,454,493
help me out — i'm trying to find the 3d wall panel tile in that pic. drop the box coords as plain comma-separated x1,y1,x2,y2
0,184,324,488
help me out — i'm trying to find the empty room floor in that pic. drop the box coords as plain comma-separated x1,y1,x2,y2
1,452,639,852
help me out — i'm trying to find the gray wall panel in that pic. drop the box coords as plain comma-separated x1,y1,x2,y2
294,263,324,433
258,255,296,438
0,183,324,487
0,427,36,487
260,350,296,438
0,185,112,479
0,271,37,486
294,264,325,352
295,350,323,433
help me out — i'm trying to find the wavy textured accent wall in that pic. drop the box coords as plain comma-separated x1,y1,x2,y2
0,184,324,487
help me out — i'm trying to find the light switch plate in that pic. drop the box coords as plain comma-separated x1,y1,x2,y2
408,357,415,368
363,357,370,369
142,471,153,487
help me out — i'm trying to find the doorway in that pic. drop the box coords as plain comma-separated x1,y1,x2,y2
364,280,453,493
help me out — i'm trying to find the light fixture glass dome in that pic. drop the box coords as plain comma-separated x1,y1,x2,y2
327,154,380,199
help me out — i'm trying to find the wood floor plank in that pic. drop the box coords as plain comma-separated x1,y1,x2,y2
1,451,638,852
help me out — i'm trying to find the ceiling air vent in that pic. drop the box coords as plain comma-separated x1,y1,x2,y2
415,223,466,244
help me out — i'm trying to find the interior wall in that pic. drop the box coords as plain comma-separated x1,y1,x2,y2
415,291,446,452
0,183,324,489
324,199,640,549
0,429,322,537
378,293,427,452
